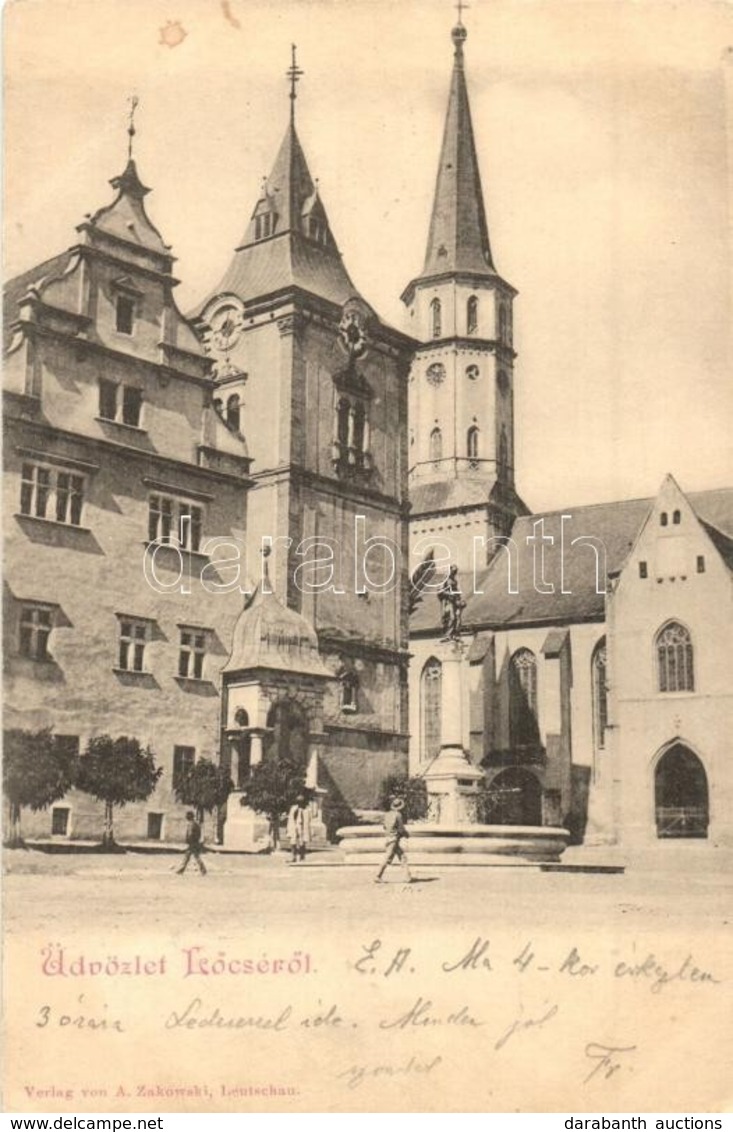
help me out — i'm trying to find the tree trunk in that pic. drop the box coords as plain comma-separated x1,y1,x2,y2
102,800,115,849
7,802,23,847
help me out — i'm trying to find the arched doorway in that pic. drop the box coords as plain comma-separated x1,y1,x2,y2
489,768,543,826
264,699,309,766
654,744,709,839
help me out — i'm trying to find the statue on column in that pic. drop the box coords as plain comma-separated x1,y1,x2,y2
438,565,466,641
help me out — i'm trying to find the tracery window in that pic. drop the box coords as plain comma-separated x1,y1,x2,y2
656,622,694,693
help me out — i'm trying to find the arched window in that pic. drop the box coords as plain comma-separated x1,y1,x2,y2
336,398,350,448
467,295,478,335
430,298,442,339
591,637,608,750
226,393,241,431
429,427,442,462
421,658,442,762
673,510,681,525
213,397,223,417
509,648,539,749
498,425,509,480
467,426,479,460
656,622,694,692
660,511,668,527
340,671,359,713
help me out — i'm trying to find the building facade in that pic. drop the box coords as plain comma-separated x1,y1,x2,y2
3,153,252,842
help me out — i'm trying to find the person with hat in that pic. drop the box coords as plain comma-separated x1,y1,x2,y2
177,811,207,876
286,793,312,863
375,797,413,884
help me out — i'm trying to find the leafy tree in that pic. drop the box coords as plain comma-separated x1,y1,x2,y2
242,753,309,850
174,757,233,825
378,773,428,822
76,735,162,849
2,728,77,846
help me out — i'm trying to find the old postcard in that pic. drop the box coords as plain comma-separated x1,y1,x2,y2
3,0,732,1115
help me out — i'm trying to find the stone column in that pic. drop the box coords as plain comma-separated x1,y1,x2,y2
423,640,483,826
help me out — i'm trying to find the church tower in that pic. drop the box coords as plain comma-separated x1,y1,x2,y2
195,52,415,815
403,18,528,571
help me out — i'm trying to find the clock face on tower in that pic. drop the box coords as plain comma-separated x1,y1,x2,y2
208,301,244,354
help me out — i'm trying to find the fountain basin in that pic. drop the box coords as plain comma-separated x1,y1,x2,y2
337,823,571,866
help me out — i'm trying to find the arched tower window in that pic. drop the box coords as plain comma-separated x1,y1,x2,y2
498,425,509,480
421,658,442,762
467,426,479,460
591,637,608,750
429,427,443,463
656,622,694,693
509,648,539,749
430,298,442,339
467,295,478,335
340,671,359,714
226,394,241,432
336,398,350,448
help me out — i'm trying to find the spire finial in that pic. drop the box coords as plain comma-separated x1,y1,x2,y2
286,44,304,123
127,95,139,162
452,1,468,56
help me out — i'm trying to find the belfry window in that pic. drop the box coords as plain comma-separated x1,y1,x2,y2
656,621,694,693
226,394,241,432
467,426,479,460
255,212,275,240
340,671,359,714
332,396,371,475
467,295,478,335
429,427,443,463
430,298,442,339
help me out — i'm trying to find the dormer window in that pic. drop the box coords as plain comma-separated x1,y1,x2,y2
308,217,327,244
254,211,276,241
115,295,135,335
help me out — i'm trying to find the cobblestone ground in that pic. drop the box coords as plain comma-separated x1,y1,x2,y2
4,844,730,936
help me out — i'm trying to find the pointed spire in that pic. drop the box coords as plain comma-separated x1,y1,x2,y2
110,96,150,199
417,18,496,281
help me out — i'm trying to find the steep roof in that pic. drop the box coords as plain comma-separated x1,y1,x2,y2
406,23,497,292
199,120,359,312
410,487,733,633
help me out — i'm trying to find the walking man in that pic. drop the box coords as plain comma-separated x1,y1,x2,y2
286,794,312,863
375,797,412,883
177,810,207,875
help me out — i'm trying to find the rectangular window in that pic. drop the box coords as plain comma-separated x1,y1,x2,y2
122,385,143,427
20,464,84,527
118,619,147,672
99,379,118,421
51,807,70,836
172,745,195,790
116,295,135,335
639,561,648,579
696,556,705,574
179,630,206,680
19,605,53,660
148,494,202,551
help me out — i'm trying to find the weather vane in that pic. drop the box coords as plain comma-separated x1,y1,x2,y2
127,95,139,161
286,44,304,121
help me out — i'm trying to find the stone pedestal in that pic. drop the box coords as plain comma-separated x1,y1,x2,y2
424,639,484,825
222,791,270,851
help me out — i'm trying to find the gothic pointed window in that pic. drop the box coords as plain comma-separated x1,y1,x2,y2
226,394,241,432
467,295,478,335
591,637,608,750
429,427,442,463
430,298,442,339
509,648,539,749
421,658,442,762
656,621,694,693
467,426,479,460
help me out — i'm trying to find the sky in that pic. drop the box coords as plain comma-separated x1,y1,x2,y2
4,0,732,512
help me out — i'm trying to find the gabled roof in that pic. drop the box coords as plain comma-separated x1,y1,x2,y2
199,120,359,312
82,159,171,259
410,486,733,634
3,252,75,343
